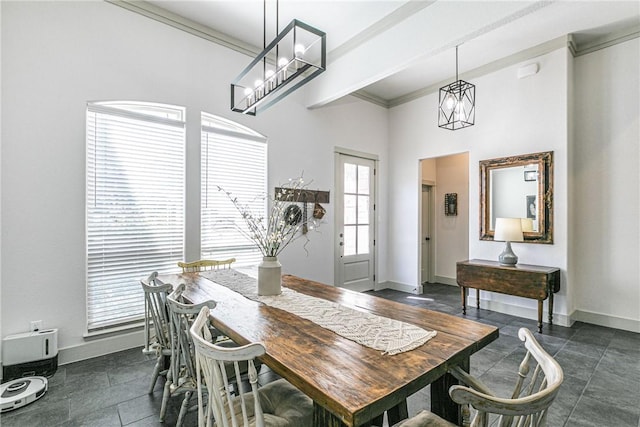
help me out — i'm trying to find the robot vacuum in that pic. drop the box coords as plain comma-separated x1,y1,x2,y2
0,376,48,412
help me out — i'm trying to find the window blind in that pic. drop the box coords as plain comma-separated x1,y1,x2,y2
201,113,267,267
86,102,185,331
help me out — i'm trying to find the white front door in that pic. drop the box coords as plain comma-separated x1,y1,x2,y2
335,154,375,292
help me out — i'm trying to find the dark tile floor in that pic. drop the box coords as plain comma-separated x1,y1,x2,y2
2,283,639,426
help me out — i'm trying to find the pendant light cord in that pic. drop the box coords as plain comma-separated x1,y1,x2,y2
263,0,266,50
455,45,459,81
274,0,280,70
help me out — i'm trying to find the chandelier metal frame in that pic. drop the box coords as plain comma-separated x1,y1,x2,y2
438,46,476,130
230,1,326,115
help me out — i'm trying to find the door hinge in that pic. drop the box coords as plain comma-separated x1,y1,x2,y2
373,239,376,246
374,168,376,176
373,274,376,282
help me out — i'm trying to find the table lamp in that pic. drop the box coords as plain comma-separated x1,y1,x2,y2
494,217,524,266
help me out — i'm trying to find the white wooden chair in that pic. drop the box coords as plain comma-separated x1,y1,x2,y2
190,306,313,427
161,284,218,426
140,272,173,394
394,328,564,427
178,258,236,273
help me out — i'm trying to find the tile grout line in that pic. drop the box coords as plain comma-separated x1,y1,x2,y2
561,329,611,427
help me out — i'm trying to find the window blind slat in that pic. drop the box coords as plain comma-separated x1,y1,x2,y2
201,113,266,267
86,102,185,331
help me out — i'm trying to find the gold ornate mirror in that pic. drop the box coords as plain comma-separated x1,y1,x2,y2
480,151,553,243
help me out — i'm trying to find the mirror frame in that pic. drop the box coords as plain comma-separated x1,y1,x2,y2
480,151,553,244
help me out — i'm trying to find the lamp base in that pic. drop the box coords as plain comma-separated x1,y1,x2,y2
498,241,518,266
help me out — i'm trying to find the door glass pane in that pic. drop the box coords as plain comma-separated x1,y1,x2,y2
344,195,357,224
357,225,369,254
344,225,356,256
357,195,369,224
344,163,357,193
358,165,370,195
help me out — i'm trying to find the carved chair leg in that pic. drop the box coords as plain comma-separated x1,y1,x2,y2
176,390,193,427
461,403,471,427
148,356,162,394
159,372,172,421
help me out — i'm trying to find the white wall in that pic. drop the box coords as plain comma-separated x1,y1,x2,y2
572,38,640,332
0,1,389,363
389,48,571,324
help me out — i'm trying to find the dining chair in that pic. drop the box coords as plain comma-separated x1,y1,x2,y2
178,258,236,273
161,284,218,426
190,305,314,427
393,328,564,427
140,272,173,394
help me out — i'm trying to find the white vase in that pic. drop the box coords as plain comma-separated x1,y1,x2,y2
258,256,282,296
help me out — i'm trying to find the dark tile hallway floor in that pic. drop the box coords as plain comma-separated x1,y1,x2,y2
2,283,639,426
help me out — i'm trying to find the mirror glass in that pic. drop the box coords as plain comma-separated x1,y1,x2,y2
480,151,553,243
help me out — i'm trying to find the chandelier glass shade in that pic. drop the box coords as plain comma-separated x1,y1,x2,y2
231,19,326,115
438,46,475,130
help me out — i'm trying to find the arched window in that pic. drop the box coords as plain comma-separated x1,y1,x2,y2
86,101,185,331
201,113,267,266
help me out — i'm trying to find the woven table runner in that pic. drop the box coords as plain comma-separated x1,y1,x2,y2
200,269,436,355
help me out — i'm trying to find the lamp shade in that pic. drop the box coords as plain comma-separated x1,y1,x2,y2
520,218,534,232
494,218,524,242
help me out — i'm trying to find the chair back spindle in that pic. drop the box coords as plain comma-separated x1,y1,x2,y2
448,328,563,427
140,272,173,394
191,306,267,427
161,283,217,426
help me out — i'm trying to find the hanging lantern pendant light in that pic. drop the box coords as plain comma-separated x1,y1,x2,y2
438,46,476,130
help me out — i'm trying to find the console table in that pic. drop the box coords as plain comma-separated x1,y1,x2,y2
456,259,560,332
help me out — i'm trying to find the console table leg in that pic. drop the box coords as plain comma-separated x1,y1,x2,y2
537,300,543,333
476,289,480,309
548,292,554,326
460,286,467,315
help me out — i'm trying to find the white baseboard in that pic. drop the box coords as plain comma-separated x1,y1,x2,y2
377,281,420,294
572,309,640,333
434,276,457,286
58,330,145,365
468,296,573,327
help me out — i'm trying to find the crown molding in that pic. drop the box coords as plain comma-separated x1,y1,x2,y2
571,24,639,57
350,91,390,109
388,35,569,108
388,25,639,108
105,0,260,58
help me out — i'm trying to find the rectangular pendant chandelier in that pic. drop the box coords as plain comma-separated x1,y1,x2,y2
231,19,326,116
438,46,475,130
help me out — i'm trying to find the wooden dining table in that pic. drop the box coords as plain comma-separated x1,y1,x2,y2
157,272,498,427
